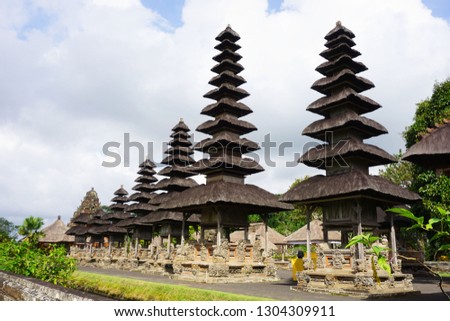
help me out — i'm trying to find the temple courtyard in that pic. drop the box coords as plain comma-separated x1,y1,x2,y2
78,266,449,301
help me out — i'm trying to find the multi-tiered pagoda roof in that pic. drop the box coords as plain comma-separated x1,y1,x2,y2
282,22,420,205
161,26,292,224
138,119,200,227
126,159,158,215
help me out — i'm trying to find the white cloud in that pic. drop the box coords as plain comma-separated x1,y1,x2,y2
1,0,449,226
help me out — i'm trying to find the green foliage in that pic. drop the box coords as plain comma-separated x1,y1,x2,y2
388,207,450,258
404,78,450,148
0,217,17,241
346,233,391,282
412,170,450,215
379,151,414,188
0,240,76,285
18,216,45,245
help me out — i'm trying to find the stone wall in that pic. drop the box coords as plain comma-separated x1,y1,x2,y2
0,270,109,301
425,261,450,273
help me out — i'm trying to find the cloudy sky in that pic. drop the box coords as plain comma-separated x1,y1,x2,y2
1,0,450,227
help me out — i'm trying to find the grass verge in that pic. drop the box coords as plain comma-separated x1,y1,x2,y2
68,271,272,301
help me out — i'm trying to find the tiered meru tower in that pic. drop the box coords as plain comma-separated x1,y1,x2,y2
162,26,292,245
146,119,199,245
127,159,158,215
281,22,419,257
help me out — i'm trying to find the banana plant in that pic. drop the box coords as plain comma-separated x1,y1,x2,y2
346,233,391,284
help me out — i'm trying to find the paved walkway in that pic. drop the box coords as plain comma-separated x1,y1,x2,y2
79,266,449,301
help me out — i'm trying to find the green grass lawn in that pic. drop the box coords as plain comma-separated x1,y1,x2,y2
68,271,272,301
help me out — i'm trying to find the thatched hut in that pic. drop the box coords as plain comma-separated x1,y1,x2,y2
284,220,340,247
39,216,74,251
230,222,286,251
402,120,450,176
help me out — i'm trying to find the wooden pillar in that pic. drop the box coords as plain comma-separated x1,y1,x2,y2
200,225,205,243
244,226,249,242
167,226,172,253
356,201,363,260
134,236,139,257
390,211,398,266
108,234,112,256
216,210,222,247
262,214,269,254
306,207,312,260
181,214,186,246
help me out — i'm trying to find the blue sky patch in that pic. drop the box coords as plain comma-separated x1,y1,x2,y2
140,0,185,29
17,5,54,40
423,0,450,22
267,0,283,13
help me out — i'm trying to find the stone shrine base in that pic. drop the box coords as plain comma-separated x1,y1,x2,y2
171,260,279,283
294,269,419,298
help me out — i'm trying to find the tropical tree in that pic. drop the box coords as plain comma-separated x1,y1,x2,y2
18,216,45,245
379,78,450,258
0,217,17,241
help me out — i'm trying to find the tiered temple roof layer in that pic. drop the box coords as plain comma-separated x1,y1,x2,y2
282,21,419,209
161,26,292,227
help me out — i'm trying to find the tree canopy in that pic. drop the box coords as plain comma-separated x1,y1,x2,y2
404,78,450,148
381,78,450,259
0,217,17,241
18,216,45,244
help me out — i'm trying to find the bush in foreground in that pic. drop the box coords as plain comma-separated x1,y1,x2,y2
0,240,76,285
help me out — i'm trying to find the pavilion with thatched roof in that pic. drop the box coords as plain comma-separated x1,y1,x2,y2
402,120,450,177
284,220,341,247
281,22,420,297
159,25,292,282
39,216,74,251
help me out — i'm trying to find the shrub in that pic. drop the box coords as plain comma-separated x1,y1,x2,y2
0,240,76,285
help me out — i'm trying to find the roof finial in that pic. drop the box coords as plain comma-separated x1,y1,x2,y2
180,117,184,122
57,215,61,220
336,20,342,27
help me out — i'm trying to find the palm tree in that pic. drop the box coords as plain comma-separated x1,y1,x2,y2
18,216,45,245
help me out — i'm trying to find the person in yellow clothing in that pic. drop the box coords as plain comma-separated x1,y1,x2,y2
291,250,304,281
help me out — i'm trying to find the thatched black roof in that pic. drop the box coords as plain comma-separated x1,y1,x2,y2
311,68,374,95
66,225,87,236
283,22,419,211
307,87,381,116
201,98,252,117
72,213,91,224
300,137,396,169
135,212,201,225
281,169,420,204
196,113,256,135
302,110,387,140
126,202,158,215
191,25,264,181
102,212,132,221
149,192,179,206
160,180,293,214
402,121,450,169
